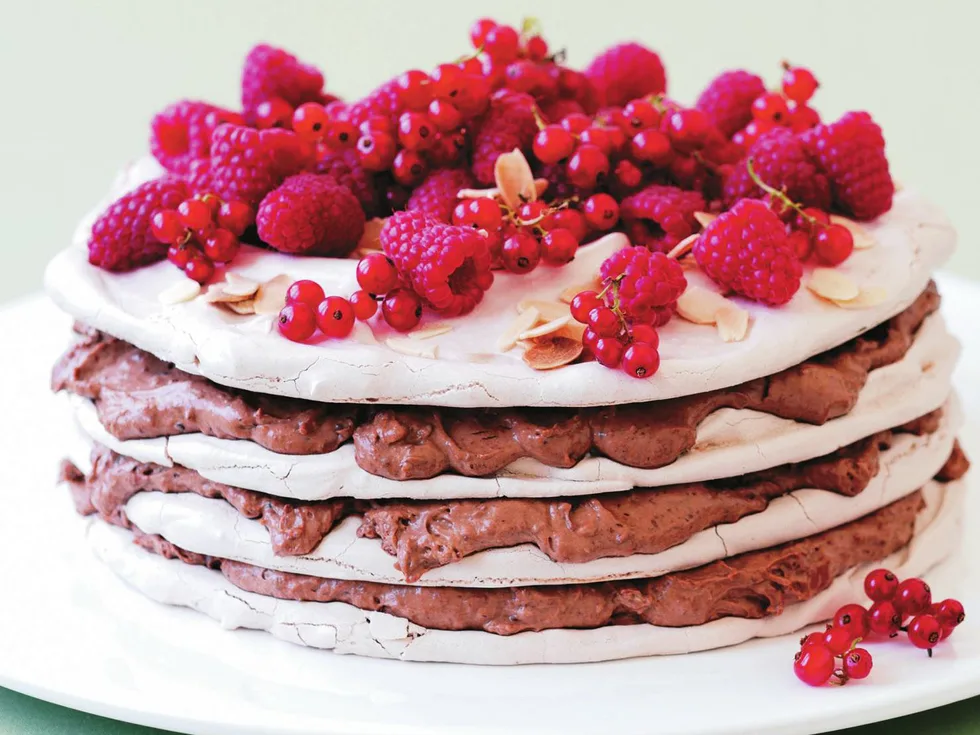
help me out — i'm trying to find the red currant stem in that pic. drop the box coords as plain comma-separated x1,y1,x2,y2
514,199,573,228
454,45,484,64
531,104,548,131
692,151,721,175
781,60,792,71
645,93,667,113
928,648,934,658
745,157,818,227
520,16,543,38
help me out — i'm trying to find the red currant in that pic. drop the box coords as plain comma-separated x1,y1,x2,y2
356,253,399,294
392,149,428,186
782,66,819,104
613,159,644,190
868,600,903,637
593,336,625,368
823,625,856,656
907,614,943,651
864,569,899,602
255,97,293,129
277,303,317,342
358,115,396,136
427,99,462,132
895,578,932,617
793,207,831,234
217,200,254,236
533,125,576,164
793,644,835,687
469,18,497,49
382,288,423,332
623,98,661,131
151,209,186,245
560,113,593,134
579,127,615,157
286,279,326,308
587,307,620,337
462,197,503,232
665,109,711,152
843,648,873,680
833,604,870,641
396,69,432,111
524,35,548,61
396,112,434,151
629,324,660,348
570,291,602,323
630,129,672,165
788,102,821,132
316,296,355,338
541,228,579,265
813,224,854,266
203,229,239,263
453,74,491,117
751,93,790,125
583,194,620,231
177,199,213,231
484,25,520,62
349,290,378,321
787,230,812,261
430,63,466,101
517,200,548,224
291,103,329,140
542,209,589,242
356,131,397,171
183,256,214,284
935,599,966,628
501,232,541,274
799,631,825,650
582,326,600,352
167,242,198,269
566,144,610,189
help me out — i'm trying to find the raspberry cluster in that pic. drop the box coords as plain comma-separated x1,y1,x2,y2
793,568,966,687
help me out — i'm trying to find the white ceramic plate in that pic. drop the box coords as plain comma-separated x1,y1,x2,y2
1,274,978,735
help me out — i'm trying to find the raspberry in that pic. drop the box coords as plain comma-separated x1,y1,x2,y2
619,184,706,252
405,168,475,223
801,111,894,220
315,147,379,217
149,100,242,175
584,42,667,108
241,44,324,124
693,199,802,305
723,128,831,210
599,246,686,325
347,78,402,128
695,70,766,138
256,173,365,257
380,211,494,316
540,97,586,124
205,124,313,208
87,177,188,271
470,91,537,185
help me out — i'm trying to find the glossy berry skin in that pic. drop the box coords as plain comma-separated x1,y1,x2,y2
349,290,378,321
151,210,186,245
324,120,358,150
517,201,548,223
524,35,548,61
813,224,854,266
397,112,436,151
484,25,520,62
217,200,254,236
833,604,870,641
799,631,825,650
356,131,397,171
543,209,589,243
787,230,812,261
392,149,428,187
895,579,933,617
868,601,903,637
583,194,620,231
316,296,356,338
183,256,214,284
665,109,711,153
455,198,503,232
623,98,661,131
427,99,462,132
396,69,432,111
203,229,239,263
864,569,899,602
469,18,496,48
501,232,541,274
566,144,610,189
588,307,621,338
935,599,966,628
907,614,943,650
751,93,790,125
789,103,821,132
630,129,672,165
794,644,835,687
593,337,625,368
782,66,819,103
177,199,213,231
533,125,576,164
356,253,399,294
629,324,660,348
254,97,293,129
614,159,644,190
571,291,602,323
291,103,329,140
561,113,592,134
286,279,326,308
843,648,873,680
541,228,579,265
167,242,198,269
381,288,423,332
823,625,856,656
621,342,660,379
277,302,317,342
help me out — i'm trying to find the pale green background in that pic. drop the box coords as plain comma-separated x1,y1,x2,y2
2,0,979,732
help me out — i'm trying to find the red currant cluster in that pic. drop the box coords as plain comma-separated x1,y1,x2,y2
569,291,662,379
733,64,821,148
794,568,966,687
150,195,254,283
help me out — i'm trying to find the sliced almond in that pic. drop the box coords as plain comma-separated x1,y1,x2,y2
409,323,453,340
224,298,256,316
357,217,386,253
831,286,888,310
517,300,571,321
807,268,860,302
666,232,699,259
385,336,438,359
497,307,541,352
693,211,717,228
253,274,292,316
715,304,750,342
828,214,875,250
676,286,731,325
522,336,584,370
494,149,536,211
518,315,572,341
559,280,602,304
458,179,548,202
223,273,260,297
158,280,201,305
203,284,253,304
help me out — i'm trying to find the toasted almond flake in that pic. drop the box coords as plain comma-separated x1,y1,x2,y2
715,304,750,342
224,298,256,315
494,149,536,211
894,180,904,192
357,217,386,253
807,268,860,302
666,232,699,259
693,211,717,228
559,280,602,304
518,315,572,341
522,336,584,370
385,336,438,359
458,179,548,202
553,321,587,342
203,284,253,304
517,300,571,321
831,286,888,310
828,214,875,250
676,286,731,324
497,307,541,352
158,280,201,305
253,274,292,315
409,323,453,340
223,273,260,297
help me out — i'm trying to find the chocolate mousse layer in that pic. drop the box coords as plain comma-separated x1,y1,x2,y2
65,410,961,582
121,490,933,634
53,285,940,478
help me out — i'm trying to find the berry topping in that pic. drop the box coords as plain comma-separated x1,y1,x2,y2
405,168,475,223
470,91,537,185
935,599,966,628
842,648,873,680
868,600,903,637
782,65,820,104
695,70,766,138
349,290,379,321
150,100,242,175
583,193,621,231
277,302,317,342
316,296,356,338
381,288,424,331
598,246,686,325
356,253,400,295
822,625,857,656
864,568,899,602
833,604,870,641
894,578,933,617
620,184,705,252
286,279,326,308
907,614,943,652
621,342,660,379
584,42,666,107
241,44,324,125
794,644,835,687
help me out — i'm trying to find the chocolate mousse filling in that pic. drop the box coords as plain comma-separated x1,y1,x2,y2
53,285,941,478
110,488,951,634
64,410,963,583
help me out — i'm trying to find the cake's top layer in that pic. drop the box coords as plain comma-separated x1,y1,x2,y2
46,158,954,408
